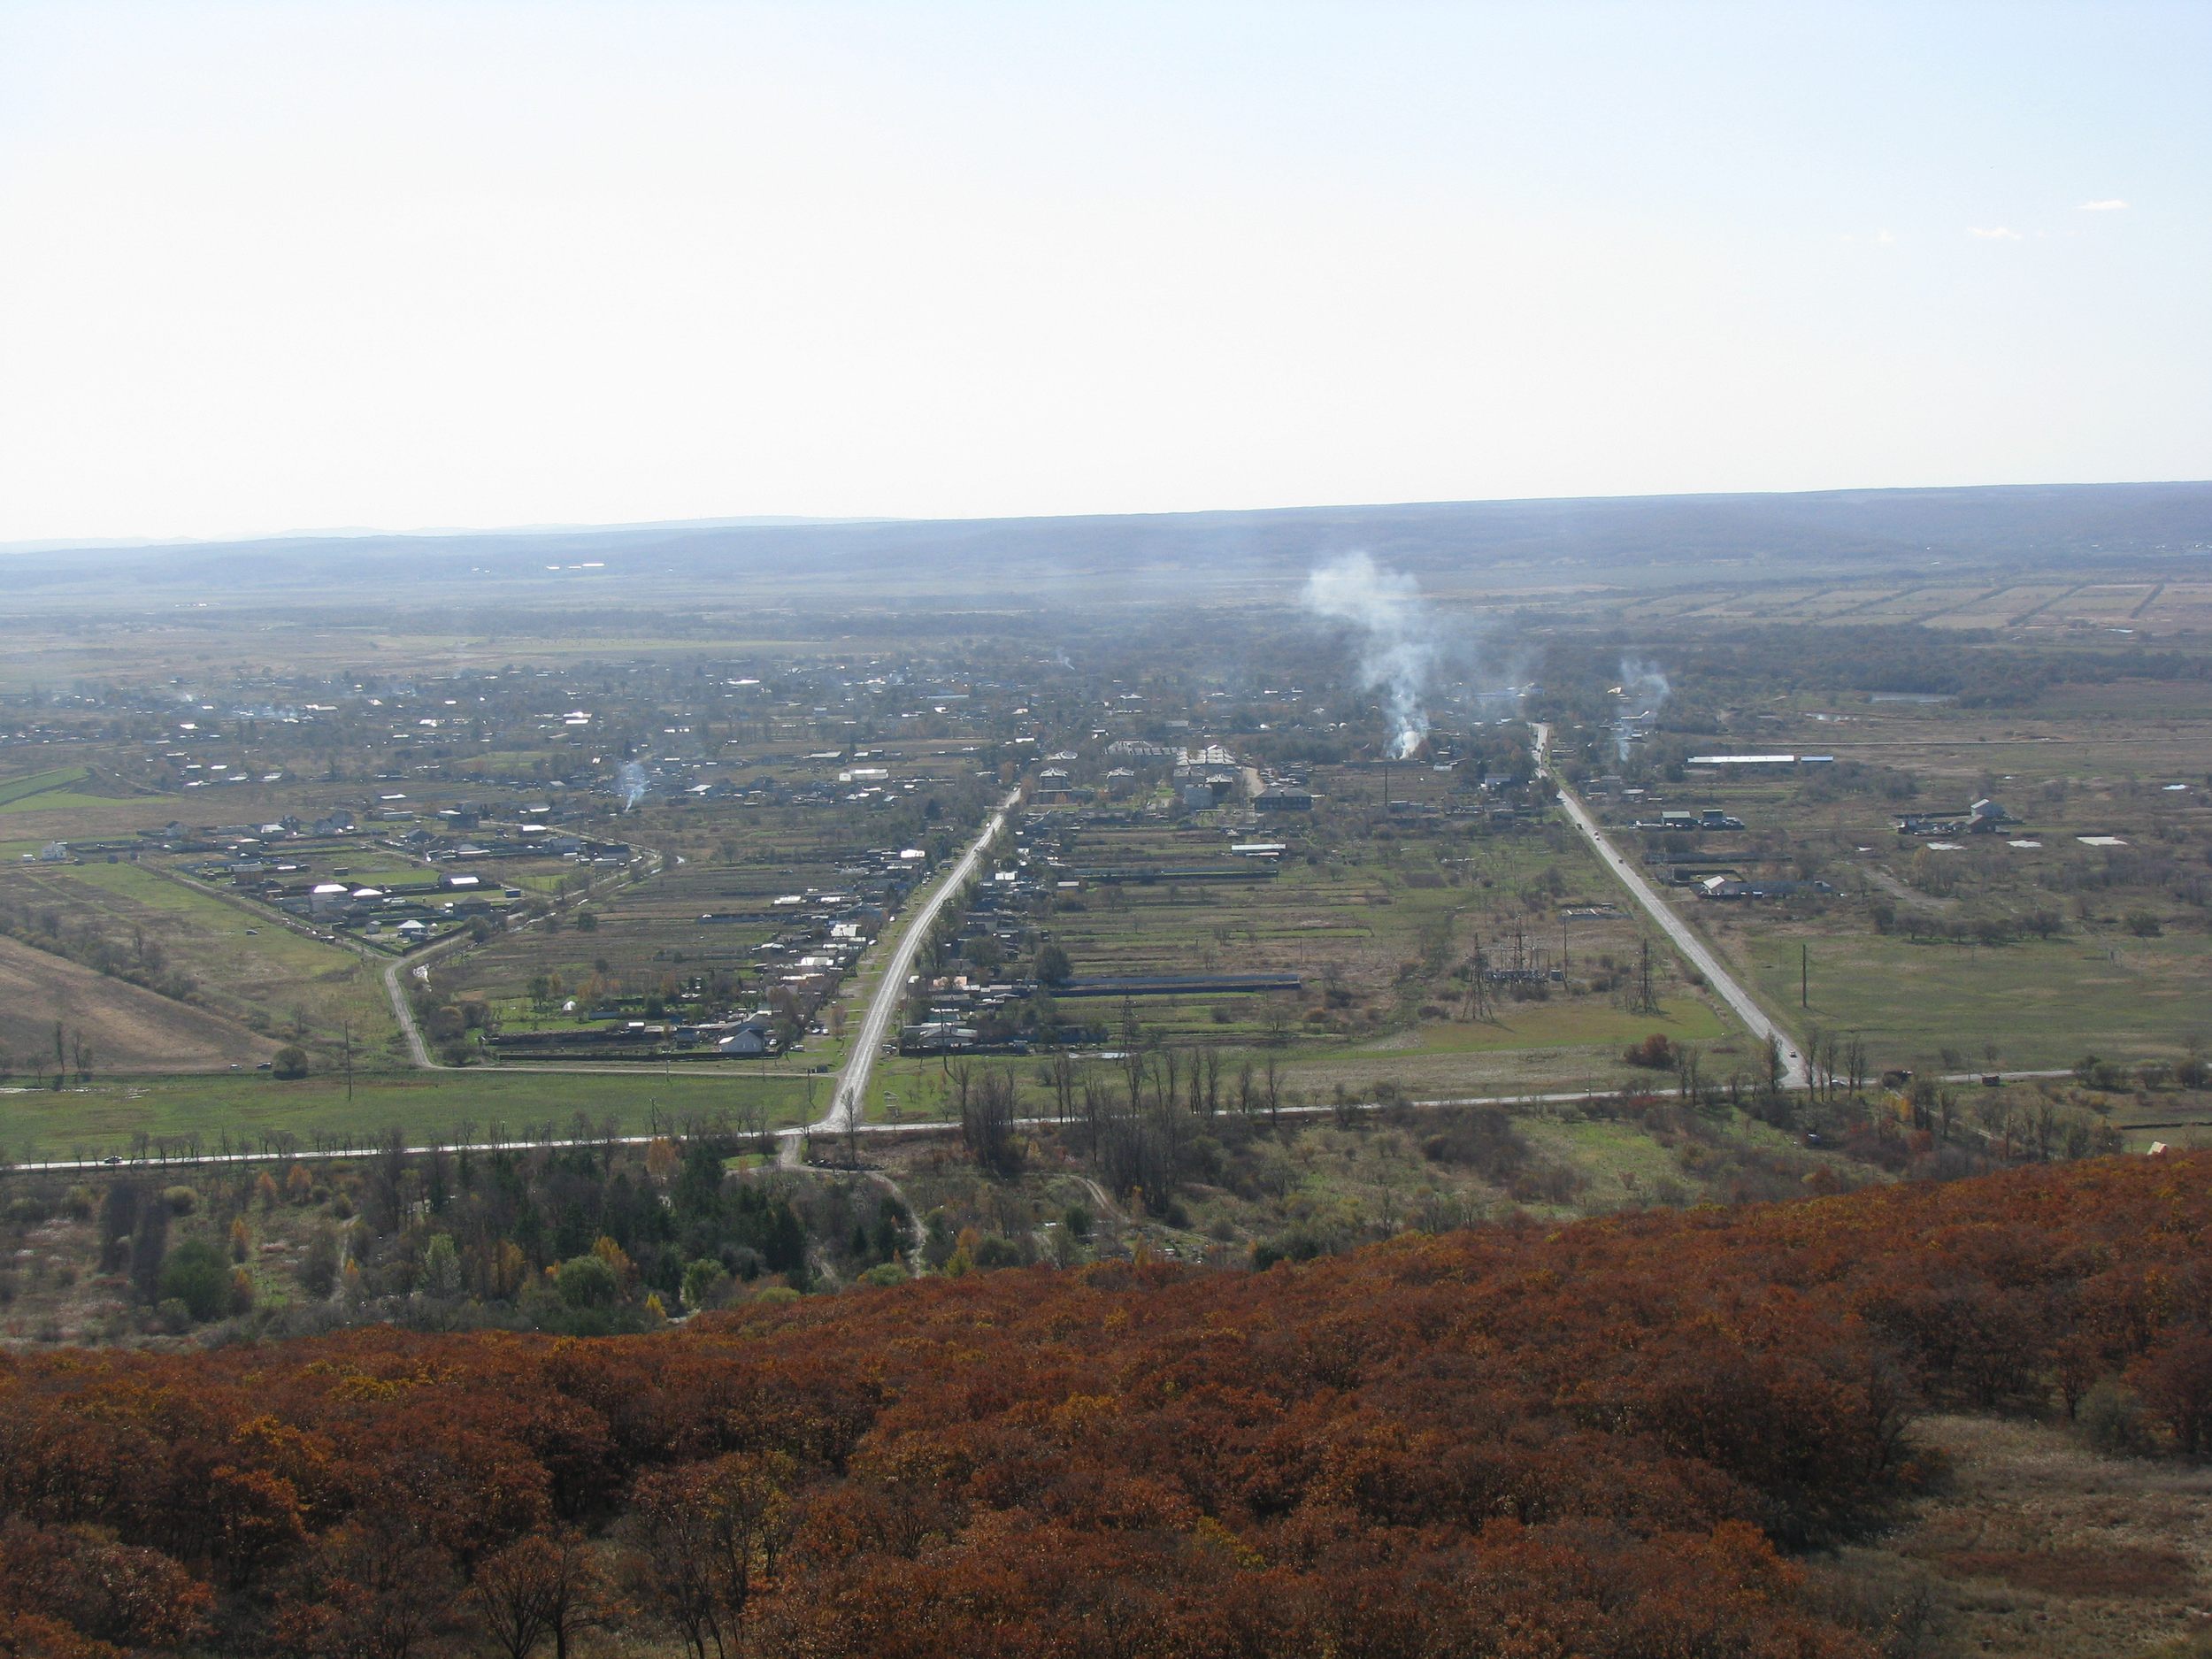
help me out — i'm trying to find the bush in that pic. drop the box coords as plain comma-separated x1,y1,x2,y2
859,1262,909,1288
298,1227,339,1299
680,1257,728,1312
2078,1378,2153,1456
972,1236,1023,1271
1624,1033,1677,1070
157,1239,232,1323
555,1252,619,1310
270,1045,310,1079
1253,1231,1332,1270
161,1186,197,1215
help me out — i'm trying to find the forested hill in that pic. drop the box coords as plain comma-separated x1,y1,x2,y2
7,480,2209,611
6,1154,2212,1657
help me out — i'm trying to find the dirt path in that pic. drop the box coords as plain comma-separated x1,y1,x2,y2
383,956,435,1068
1071,1174,1120,1224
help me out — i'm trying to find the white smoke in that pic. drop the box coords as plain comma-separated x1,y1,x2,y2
1303,552,1435,758
1614,657,1671,760
618,759,648,811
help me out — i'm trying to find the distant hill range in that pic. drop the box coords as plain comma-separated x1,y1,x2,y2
6,480,2208,610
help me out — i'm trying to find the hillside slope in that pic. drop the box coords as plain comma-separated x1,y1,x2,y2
5,1156,2212,1656
0,933,275,1074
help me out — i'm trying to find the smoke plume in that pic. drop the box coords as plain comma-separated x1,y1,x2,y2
1302,552,1435,758
618,759,648,811
1613,657,1671,760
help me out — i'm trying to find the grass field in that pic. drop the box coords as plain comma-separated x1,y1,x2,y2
1725,922,2208,1072
3,860,401,1055
0,763,138,819
0,765,89,808
2,1066,819,1162
858,991,1737,1123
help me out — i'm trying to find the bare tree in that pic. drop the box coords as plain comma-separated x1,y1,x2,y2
628,1453,794,1659
961,1068,1023,1178
1675,1044,1702,1106
469,1531,611,1659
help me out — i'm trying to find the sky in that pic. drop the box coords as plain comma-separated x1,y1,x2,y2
2,1,2208,546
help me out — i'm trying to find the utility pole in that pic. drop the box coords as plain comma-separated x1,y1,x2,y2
1801,942,1809,1009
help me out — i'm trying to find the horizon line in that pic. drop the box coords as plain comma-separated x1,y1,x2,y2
4,474,2208,560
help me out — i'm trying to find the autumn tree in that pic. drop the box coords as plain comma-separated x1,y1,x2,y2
276,1515,457,1659
469,1531,613,1659
627,1452,795,1659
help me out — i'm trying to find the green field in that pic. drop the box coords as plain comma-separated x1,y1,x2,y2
2,1067,818,1162
0,765,89,807
860,991,1736,1124
1727,922,2208,1072
0,765,125,818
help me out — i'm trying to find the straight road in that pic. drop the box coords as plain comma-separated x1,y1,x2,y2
1533,724,1809,1089
785,787,1023,1161
4,1070,2056,1178
0,1081,1736,1176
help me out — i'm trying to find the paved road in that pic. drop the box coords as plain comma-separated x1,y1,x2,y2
0,1082,1723,1177
4,1070,2076,1177
787,788,1022,1160
1533,724,1809,1089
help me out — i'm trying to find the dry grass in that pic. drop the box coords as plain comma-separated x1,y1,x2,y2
0,932,274,1073
1844,1414,2212,1657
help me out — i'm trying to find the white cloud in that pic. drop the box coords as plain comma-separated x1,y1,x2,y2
1967,226,2022,240
1876,227,1896,244
2077,198,2129,211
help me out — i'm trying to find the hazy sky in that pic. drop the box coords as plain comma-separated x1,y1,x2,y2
3,2,2207,544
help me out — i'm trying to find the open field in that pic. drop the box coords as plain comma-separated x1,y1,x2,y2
0,764,92,807
0,933,274,1075
1540,573,2212,641
1729,925,2208,1072
1839,1415,2212,1659
0,1066,818,1162
0,858,403,1058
